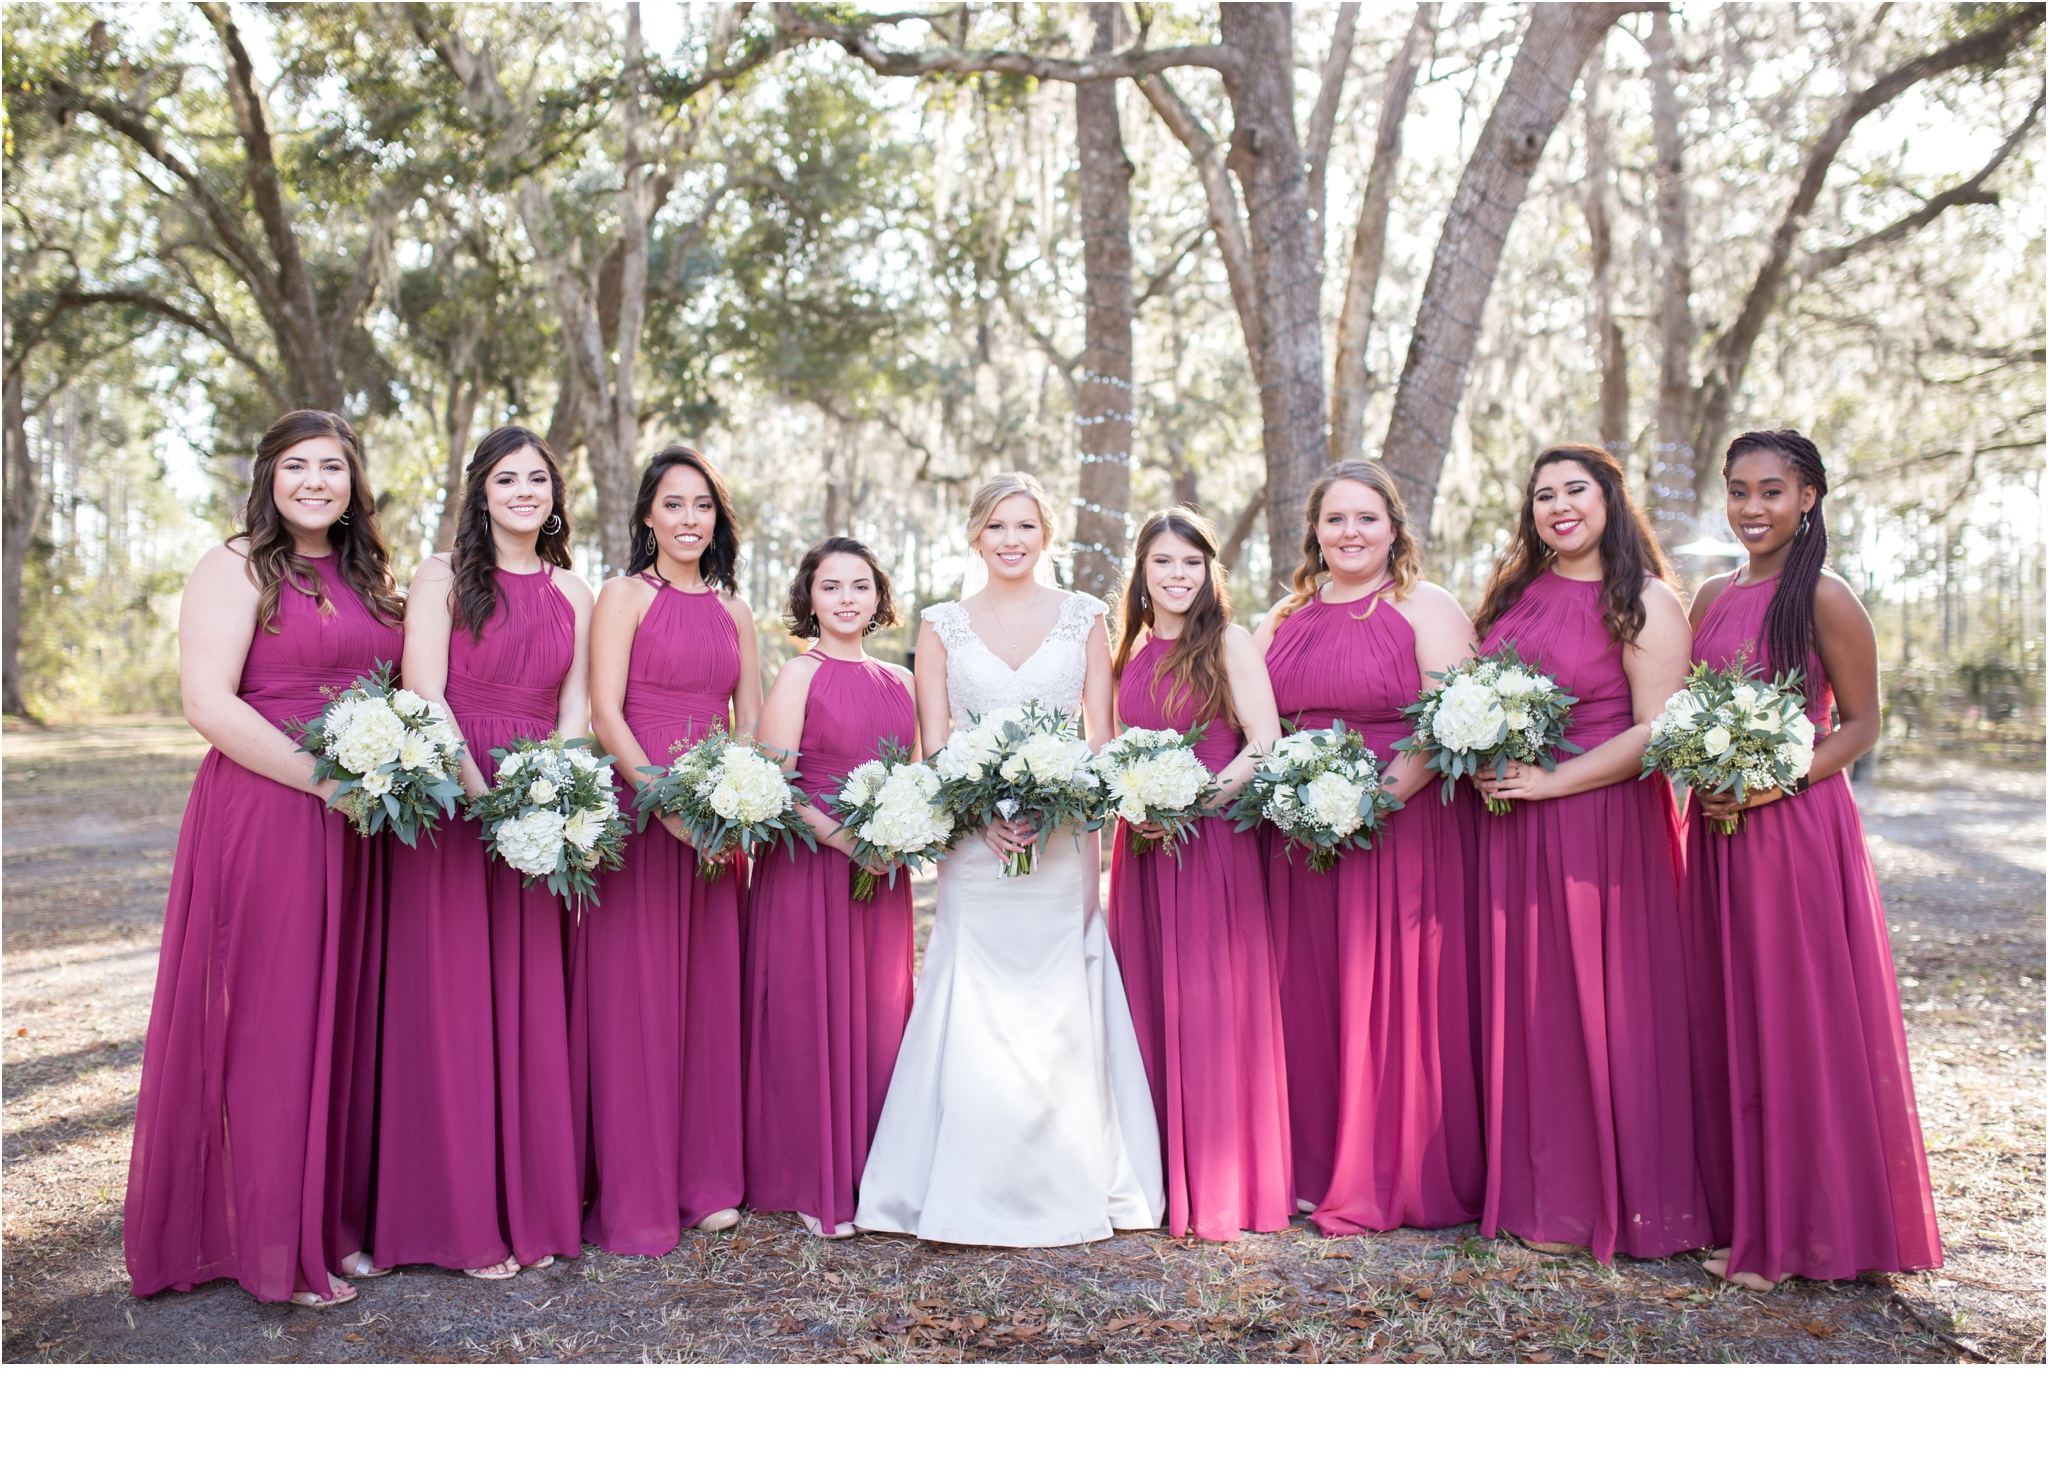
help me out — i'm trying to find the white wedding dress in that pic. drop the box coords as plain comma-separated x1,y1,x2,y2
854,592,1165,1245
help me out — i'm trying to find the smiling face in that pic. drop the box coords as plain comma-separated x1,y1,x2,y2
809,551,880,641
646,462,718,567
271,434,354,545
975,491,1046,583
1531,456,1609,560
484,444,557,541
1724,447,1817,559
1143,529,1210,627
1315,477,1396,583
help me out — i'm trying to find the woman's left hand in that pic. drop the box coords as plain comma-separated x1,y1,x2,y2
1698,785,1783,821
1475,760,1563,803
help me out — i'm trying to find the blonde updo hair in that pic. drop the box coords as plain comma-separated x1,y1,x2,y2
1270,459,1420,628
964,471,1059,550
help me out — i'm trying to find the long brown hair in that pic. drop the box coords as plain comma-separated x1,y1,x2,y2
1113,507,1238,728
627,445,742,590
450,425,573,636
1270,459,1421,628
240,409,401,633
1473,444,1669,648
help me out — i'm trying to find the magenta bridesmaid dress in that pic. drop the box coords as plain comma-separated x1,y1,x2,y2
126,555,401,1302
569,580,745,1254
1107,637,1292,1239
1476,569,1711,1261
1682,577,1941,1280
1265,594,1484,1233
372,567,580,1270
741,652,918,1232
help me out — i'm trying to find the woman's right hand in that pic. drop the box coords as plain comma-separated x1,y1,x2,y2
982,816,1034,859
660,813,697,848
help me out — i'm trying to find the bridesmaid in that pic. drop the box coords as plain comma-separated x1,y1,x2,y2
1254,461,1484,1234
571,446,759,1254
372,425,595,1279
1108,507,1293,1240
126,410,402,1307
1469,444,1711,1261
1683,429,1941,1290
742,538,918,1238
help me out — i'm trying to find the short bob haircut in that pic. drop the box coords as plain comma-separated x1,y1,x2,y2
784,535,900,640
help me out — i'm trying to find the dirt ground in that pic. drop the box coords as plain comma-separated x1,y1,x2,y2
3,718,2040,1364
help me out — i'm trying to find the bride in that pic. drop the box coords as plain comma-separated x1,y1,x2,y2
854,473,1164,1245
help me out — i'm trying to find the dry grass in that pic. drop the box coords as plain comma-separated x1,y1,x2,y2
3,721,2040,1363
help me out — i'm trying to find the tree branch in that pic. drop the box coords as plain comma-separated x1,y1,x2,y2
1138,72,1264,378
770,5,1239,83
1303,2,1361,236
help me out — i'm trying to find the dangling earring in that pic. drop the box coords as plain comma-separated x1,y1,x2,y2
542,513,563,537
1796,511,1811,536
1137,588,1149,609
866,616,881,634
644,528,657,556
338,507,353,526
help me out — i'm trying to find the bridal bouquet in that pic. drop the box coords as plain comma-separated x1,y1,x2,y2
469,735,626,908
934,699,1102,877
827,739,954,901
1090,724,1216,860
635,729,815,881
1395,645,1581,814
1228,721,1400,872
1643,661,1815,835
286,661,465,846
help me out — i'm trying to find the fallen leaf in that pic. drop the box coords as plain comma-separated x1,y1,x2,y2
1184,1285,1202,1307
1163,1319,1194,1333
1011,1324,1044,1340
343,1333,364,1343
967,1313,988,1331
1802,1320,1836,1338
1446,1271,1473,1286
1101,1316,1143,1333
1412,1286,1435,1302
1522,1352,1554,1364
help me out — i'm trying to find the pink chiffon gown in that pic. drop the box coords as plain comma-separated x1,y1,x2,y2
741,652,918,1232
569,579,745,1254
1265,593,1484,1234
372,567,580,1270
126,554,400,1302
1476,569,1711,1261
1682,576,1941,1280
1108,637,1292,1239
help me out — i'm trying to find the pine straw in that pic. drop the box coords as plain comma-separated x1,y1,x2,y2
2,725,2039,1364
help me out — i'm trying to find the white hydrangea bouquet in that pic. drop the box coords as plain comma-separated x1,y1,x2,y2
826,738,955,901
1091,724,1217,860
469,734,627,908
933,699,1103,877
286,661,466,846
1395,645,1581,815
1642,661,1815,835
634,728,816,882
1227,720,1401,872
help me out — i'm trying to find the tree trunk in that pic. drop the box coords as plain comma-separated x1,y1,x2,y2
1379,3,1628,550
3,368,44,716
1328,2,1435,462
1646,6,1696,540
1217,3,1329,597
431,371,479,552
1582,38,1628,456
1070,2,1136,602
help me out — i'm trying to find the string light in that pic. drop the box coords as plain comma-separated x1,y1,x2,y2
1077,451,1133,465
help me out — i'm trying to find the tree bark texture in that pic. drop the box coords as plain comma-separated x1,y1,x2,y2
1581,37,1628,456
1070,2,1136,602
1217,3,1328,597
1646,6,1697,541
1328,2,1435,463
1379,3,1630,550
2,368,44,716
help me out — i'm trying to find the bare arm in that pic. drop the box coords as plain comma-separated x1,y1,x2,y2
889,663,922,760
178,543,336,799
724,594,764,740
1480,579,1691,801
758,653,861,858
1210,626,1282,803
1687,571,1735,633
1080,609,1115,754
914,619,953,754
400,555,489,798
589,577,655,785
1251,598,1293,655
1385,584,1477,801
552,571,596,742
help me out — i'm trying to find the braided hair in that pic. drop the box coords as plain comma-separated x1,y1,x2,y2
1723,429,1828,687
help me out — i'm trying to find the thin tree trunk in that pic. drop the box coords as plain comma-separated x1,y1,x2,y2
1070,2,1136,602
2,368,44,716
431,371,479,552
1582,39,1628,456
1379,2,1627,550
1647,5,1697,540
1328,2,1435,462
1217,3,1329,597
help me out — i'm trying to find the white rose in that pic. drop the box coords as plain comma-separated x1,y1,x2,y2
565,746,598,771
1702,725,1733,757
1732,683,1761,713
391,688,429,718
527,777,559,805
497,750,526,780
496,807,567,877
360,769,393,798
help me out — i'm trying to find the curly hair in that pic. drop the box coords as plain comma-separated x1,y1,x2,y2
449,425,572,636
1269,459,1420,628
785,536,899,639
239,409,402,632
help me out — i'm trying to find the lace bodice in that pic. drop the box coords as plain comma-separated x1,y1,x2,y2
923,592,1107,724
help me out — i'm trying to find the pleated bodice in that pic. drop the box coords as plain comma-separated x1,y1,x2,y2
625,579,740,764
793,653,916,803
443,568,573,778
1264,592,1419,762
239,554,403,727
1692,574,1836,736
1115,635,1241,775
1479,569,1634,751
